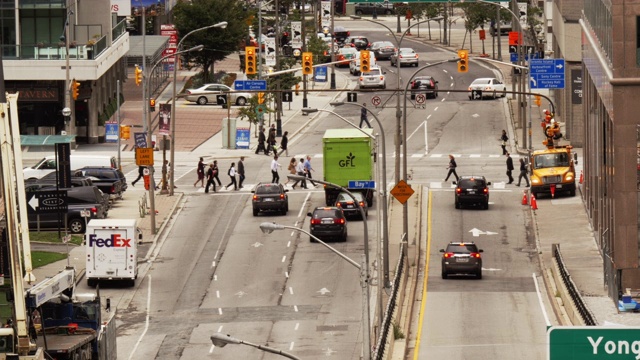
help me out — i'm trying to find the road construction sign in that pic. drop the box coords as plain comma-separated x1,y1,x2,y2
390,180,414,204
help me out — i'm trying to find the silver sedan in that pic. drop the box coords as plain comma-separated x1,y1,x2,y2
184,84,251,106
390,48,419,67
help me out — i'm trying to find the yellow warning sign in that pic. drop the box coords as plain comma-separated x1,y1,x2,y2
390,180,414,204
136,148,154,166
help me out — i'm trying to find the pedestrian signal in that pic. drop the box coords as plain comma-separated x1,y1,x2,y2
302,52,313,75
360,50,371,73
120,125,131,140
258,92,265,104
245,46,256,75
457,49,469,73
72,80,80,100
135,65,143,86
149,98,156,112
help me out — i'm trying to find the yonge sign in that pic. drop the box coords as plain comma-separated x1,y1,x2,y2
548,327,640,359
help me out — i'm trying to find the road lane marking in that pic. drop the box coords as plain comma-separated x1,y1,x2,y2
533,272,552,327
289,286,294,295
412,190,433,360
127,275,152,360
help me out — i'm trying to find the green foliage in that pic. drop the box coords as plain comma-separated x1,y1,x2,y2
173,0,249,83
32,251,68,268
237,94,273,127
459,3,494,32
268,57,301,91
306,35,330,63
29,232,83,246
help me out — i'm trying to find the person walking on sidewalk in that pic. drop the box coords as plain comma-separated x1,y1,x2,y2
271,155,281,183
237,156,246,189
304,155,317,187
506,152,514,184
225,162,238,190
132,165,145,186
285,157,296,185
500,129,509,155
360,103,372,128
256,127,267,155
516,158,530,187
212,160,222,187
443,154,459,182
291,158,307,189
280,131,289,156
266,127,276,156
205,163,216,193
194,157,205,188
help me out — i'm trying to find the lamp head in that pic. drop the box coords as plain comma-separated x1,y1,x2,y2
302,107,318,113
287,174,306,182
330,101,344,107
59,35,65,42
350,15,362,20
210,333,240,347
260,222,284,234
215,21,228,29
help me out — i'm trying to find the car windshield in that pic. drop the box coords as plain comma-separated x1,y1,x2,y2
446,244,479,253
256,185,281,194
377,41,394,48
400,48,414,54
533,153,570,169
459,179,486,189
471,79,492,85
337,193,362,202
313,209,340,218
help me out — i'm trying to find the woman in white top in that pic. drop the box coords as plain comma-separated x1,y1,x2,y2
225,162,238,190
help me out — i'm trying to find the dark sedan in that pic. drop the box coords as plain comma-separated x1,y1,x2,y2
410,76,439,99
370,41,395,60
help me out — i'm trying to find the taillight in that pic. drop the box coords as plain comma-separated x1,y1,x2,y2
359,77,364,81
456,188,462,194
279,194,285,200
471,253,481,258
399,55,403,59
336,203,343,208
368,43,371,47
110,185,115,192
483,188,489,194
443,252,454,258
347,31,350,36
91,207,97,214
411,81,416,88
430,80,435,87
359,201,365,207
335,218,345,224
252,195,258,201
311,219,321,225
351,44,355,47
380,76,384,80
415,54,419,59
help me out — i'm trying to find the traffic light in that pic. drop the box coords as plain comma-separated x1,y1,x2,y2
302,52,313,75
135,65,143,86
149,98,156,112
457,49,469,73
245,46,256,75
258,92,265,104
72,80,80,100
534,95,542,107
120,125,131,140
360,50,371,73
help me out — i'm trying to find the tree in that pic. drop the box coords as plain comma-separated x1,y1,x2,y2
459,3,494,53
173,0,249,83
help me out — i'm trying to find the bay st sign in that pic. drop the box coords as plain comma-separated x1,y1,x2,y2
548,326,640,359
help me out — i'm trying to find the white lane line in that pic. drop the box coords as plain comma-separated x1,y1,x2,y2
533,272,552,327
282,255,287,263
216,290,220,298
285,271,289,278
214,275,217,281
295,323,300,330
211,261,216,268
427,114,432,120
218,308,223,315
294,305,299,312
443,69,448,74
290,342,295,351
127,275,152,360
289,286,294,295
434,106,438,111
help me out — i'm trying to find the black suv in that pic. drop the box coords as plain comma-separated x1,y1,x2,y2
307,207,347,242
26,185,108,233
454,176,491,210
252,183,289,216
334,191,368,219
440,242,484,279
410,76,439,99
76,167,127,200
333,26,350,45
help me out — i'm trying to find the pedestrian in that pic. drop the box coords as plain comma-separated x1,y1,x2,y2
292,158,307,189
212,160,222,186
237,156,246,189
205,163,216,193
516,158,530,187
360,103,372,128
266,127,276,156
131,165,145,186
256,127,267,155
280,131,289,156
194,157,205,188
285,157,296,185
500,129,509,155
506,152,514,184
271,155,281,183
443,154,459,182
304,155,317,187
225,162,238,190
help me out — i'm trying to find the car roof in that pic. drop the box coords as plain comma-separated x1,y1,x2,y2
414,76,434,80
471,78,496,83
372,41,394,46
459,175,487,180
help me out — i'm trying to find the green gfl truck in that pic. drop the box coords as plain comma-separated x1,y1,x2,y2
322,129,375,207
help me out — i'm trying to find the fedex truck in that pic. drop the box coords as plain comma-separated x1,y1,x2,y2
85,219,141,287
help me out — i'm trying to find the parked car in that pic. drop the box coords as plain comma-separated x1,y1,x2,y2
454,175,491,210
369,41,395,60
307,206,348,242
390,47,419,67
76,167,127,200
343,36,370,51
468,78,507,100
184,84,251,106
31,172,95,187
440,242,484,279
23,155,117,180
333,26,350,45
410,76,439,99
26,185,108,233
334,191,368,219
252,183,289,216
354,2,393,15
335,47,359,67
358,66,386,89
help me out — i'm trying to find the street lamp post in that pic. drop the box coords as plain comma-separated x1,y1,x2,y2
260,202,372,360
211,332,301,360
60,10,73,133
169,21,227,196
145,45,203,234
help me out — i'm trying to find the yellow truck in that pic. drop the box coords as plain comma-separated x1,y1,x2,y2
529,145,577,198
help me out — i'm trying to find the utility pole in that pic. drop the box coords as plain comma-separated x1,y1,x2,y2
330,0,336,89
302,2,308,109
275,0,283,136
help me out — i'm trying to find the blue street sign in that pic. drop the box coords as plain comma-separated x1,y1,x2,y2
105,123,119,143
314,66,328,82
348,180,376,189
234,80,267,91
530,58,565,89
235,127,250,149
510,52,541,62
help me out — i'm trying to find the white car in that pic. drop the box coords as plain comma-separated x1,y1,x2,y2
350,56,377,75
358,67,386,89
390,48,419,67
184,84,251,106
468,78,507,99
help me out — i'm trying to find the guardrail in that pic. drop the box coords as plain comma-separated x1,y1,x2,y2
552,243,597,325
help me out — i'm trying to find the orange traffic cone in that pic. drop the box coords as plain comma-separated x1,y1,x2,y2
522,191,528,205
579,170,584,184
530,194,538,210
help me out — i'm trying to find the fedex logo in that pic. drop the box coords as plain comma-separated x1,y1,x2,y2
88,234,131,248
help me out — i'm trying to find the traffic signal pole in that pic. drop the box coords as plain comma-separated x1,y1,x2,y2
301,3,308,109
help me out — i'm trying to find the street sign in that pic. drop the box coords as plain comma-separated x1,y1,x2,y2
348,180,376,189
255,104,267,116
282,91,293,103
530,58,565,89
216,94,227,105
390,180,414,204
134,132,147,148
470,90,483,100
415,94,426,104
105,123,119,143
28,190,68,214
509,45,517,53
510,52,540,62
371,95,381,107
233,80,267,91
136,147,154,166
548,326,640,359
315,66,328,82
347,92,358,103
508,31,522,46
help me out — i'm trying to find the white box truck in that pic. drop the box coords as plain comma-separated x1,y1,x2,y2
85,219,141,287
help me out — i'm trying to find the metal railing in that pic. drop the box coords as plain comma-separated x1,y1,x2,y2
552,243,597,325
